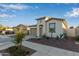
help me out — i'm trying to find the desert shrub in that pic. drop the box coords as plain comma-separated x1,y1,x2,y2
75,36,79,42
59,34,64,39
59,33,67,39
12,31,25,46
26,51,30,55
11,31,26,55
63,33,67,38
42,35,50,39
56,35,59,40
42,35,47,38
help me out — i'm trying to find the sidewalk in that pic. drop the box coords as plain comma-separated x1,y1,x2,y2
23,41,79,56
0,39,79,56
0,42,14,56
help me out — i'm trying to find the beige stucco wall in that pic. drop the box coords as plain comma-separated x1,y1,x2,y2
36,17,67,38
62,23,67,30
37,18,47,37
67,28,76,37
46,20,64,37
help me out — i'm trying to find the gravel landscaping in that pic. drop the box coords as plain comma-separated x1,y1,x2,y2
27,37,79,53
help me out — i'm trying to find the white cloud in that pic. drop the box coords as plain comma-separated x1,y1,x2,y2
0,4,39,11
65,8,79,17
0,13,16,18
0,4,27,10
0,4,39,18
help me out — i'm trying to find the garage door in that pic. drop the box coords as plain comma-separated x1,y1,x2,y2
30,28,37,36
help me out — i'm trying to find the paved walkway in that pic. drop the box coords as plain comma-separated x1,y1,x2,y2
23,41,79,56
0,40,79,56
0,35,79,56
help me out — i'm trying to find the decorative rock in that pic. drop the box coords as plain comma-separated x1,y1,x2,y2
0,53,2,56
2,53,10,56
75,41,79,44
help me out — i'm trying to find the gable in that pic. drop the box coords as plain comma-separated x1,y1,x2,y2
46,18,62,23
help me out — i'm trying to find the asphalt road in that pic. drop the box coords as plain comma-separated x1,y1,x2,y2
0,35,14,43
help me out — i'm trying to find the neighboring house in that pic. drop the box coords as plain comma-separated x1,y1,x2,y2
14,24,28,34
29,16,68,38
6,28,14,31
1,27,14,35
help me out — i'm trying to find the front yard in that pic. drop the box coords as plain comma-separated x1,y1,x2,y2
0,31,36,56
27,37,79,53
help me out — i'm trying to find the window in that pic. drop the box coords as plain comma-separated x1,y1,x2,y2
49,23,55,33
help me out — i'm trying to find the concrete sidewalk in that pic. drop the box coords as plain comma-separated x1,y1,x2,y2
23,41,79,56
0,42,14,56
0,42,14,50
0,38,79,56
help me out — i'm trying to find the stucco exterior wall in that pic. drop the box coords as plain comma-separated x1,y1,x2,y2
37,18,47,37
62,23,67,30
46,20,64,37
36,17,67,38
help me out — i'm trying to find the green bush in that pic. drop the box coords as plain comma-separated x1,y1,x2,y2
75,36,79,42
56,35,59,40
63,33,67,38
42,35,50,39
42,35,47,38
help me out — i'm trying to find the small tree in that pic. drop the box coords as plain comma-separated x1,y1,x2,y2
12,30,25,48
9,30,27,56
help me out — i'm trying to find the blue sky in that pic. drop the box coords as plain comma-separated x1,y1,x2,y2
0,3,79,27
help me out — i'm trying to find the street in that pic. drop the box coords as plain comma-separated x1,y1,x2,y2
0,35,14,43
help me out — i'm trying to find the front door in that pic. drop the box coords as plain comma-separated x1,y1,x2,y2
39,28,43,36
39,25,43,36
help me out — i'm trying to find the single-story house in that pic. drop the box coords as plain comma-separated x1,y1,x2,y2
1,27,14,35
29,16,68,38
14,24,28,34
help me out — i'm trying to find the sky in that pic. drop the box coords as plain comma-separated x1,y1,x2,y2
0,3,79,27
